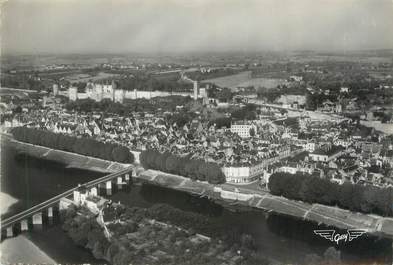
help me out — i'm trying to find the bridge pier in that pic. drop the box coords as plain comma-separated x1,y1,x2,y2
48,207,53,218
59,198,71,210
132,169,136,177
125,173,130,181
117,177,123,189
47,207,54,224
98,183,105,195
32,212,43,228
6,227,13,237
21,219,29,231
106,181,112,195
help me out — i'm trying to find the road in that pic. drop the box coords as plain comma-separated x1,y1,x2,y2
1,166,133,229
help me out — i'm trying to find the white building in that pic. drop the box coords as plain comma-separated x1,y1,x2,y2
340,87,349,93
69,82,199,102
278,162,315,175
289,75,303,82
305,142,317,152
230,122,257,138
222,164,262,183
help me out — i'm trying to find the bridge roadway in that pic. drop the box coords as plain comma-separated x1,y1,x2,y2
1,166,134,229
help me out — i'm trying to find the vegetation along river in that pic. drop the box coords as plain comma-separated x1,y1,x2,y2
1,139,391,264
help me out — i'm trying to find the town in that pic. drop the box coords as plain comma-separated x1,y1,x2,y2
2,0,393,264
2,56,393,192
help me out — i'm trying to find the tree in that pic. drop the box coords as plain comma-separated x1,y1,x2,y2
197,161,208,181
375,187,393,216
206,163,226,184
359,185,379,213
184,159,201,180
216,88,233,102
103,143,115,161
282,174,305,200
165,155,180,173
13,105,22,114
337,182,355,210
268,172,291,196
112,146,134,163
249,127,255,137
153,152,169,171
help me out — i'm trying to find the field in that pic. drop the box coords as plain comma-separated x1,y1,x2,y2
64,72,119,83
360,121,393,135
0,87,37,99
203,71,286,91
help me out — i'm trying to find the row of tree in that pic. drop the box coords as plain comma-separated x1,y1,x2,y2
11,127,134,163
140,149,226,184
268,172,393,217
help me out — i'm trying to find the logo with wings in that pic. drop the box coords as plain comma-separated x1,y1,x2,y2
314,229,367,245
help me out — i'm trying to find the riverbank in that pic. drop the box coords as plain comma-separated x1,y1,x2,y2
0,234,57,264
5,135,130,173
0,192,18,214
62,200,273,265
6,138,393,239
0,192,57,265
138,169,393,239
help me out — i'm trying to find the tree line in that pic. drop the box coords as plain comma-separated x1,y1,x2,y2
140,149,226,184
11,127,134,163
268,172,393,217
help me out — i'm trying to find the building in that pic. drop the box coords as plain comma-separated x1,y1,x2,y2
289,75,303,82
305,141,318,152
276,95,306,107
53,84,59,96
68,86,78,101
340,87,349,93
230,122,257,138
193,81,199,101
278,162,315,175
309,145,344,162
222,147,293,184
68,81,200,102
222,163,264,183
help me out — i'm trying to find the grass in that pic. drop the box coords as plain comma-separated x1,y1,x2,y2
204,71,286,91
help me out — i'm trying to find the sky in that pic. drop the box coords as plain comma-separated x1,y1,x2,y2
1,0,393,55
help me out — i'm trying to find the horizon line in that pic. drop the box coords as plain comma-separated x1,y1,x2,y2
2,48,393,58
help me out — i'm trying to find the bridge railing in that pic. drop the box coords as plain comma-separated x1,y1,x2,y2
1,166,134,228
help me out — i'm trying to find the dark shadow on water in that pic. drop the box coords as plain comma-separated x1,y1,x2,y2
1,144,105,218
139,183,224,216
266,213,392,264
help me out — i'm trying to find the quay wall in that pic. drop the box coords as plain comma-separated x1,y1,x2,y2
7,137,393,239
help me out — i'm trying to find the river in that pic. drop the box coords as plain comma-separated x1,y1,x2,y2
1,139,391,264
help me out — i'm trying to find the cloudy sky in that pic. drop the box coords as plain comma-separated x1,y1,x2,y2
2,0,393,54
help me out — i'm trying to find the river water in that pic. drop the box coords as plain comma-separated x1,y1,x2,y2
1,139,392,264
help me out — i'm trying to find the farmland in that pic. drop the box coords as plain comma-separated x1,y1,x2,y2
203,71,287,91
64,72,119,83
